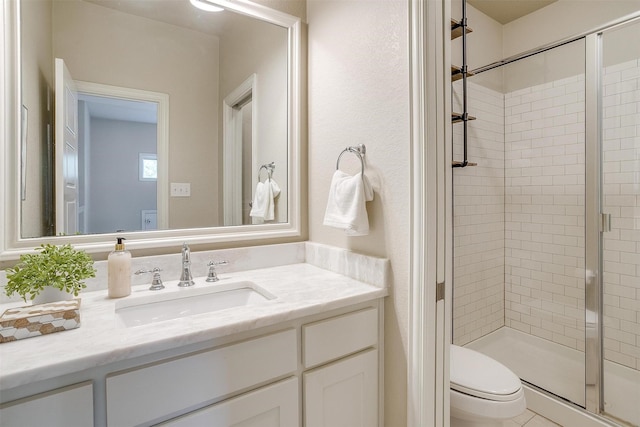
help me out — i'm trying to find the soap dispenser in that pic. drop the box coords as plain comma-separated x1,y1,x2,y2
108,237,131,298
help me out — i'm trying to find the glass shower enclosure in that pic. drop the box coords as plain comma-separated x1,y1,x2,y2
451,13,640,427
598,19,640,425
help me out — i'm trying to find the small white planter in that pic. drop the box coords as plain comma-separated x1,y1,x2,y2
33,287,74,305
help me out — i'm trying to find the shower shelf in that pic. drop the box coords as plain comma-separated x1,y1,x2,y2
451,18,473,40
451,161,477,167
451,0,476,169
452,65,475,82
451,113,476,123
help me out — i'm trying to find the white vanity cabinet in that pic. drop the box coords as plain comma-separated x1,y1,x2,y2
104,306,381,427
302,308,380,427
0,301,383,427
0,382,94,427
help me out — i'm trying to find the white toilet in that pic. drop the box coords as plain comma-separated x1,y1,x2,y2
450,345,527,427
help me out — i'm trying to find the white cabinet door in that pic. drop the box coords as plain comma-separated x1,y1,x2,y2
0,382,93,427
159,377,299,427
304,349,378,427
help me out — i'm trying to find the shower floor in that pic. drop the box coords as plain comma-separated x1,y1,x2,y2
465,327,640,427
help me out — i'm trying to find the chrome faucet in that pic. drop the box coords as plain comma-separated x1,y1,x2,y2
178,242,195,287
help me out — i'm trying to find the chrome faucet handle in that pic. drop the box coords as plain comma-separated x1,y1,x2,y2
134,268,165,291
206,260,229,282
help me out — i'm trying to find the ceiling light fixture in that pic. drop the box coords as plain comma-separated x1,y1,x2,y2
189,0,224,12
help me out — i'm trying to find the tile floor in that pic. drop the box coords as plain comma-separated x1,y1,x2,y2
505,409,562,427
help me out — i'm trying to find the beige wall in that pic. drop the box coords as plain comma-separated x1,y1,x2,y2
503,0,640,58
52,0,220,229
306,0,410,424
460,1,640,92
20,0,53,238
252,0,306,21
452,1,503,71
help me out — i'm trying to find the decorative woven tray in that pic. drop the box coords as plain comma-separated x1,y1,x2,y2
0,299,81,343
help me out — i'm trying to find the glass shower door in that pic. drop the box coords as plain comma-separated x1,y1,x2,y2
600,18,640,427
452,37,588,408
499,39,588,408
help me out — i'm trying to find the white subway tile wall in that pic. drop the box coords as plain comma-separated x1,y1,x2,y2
453,62,640,371
602,58,640,370
452,81,506,345
503,75,586,352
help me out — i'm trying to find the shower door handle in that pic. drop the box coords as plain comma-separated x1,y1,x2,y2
600,213,611,232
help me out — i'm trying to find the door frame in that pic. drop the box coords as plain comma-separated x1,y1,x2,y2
74,81,170,230
222,74,257,226
584,31,603,416
408,0,451,425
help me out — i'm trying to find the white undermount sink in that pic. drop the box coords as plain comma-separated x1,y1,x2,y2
115,280,276,327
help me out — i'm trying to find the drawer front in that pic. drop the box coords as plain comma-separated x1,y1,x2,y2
303,307,378,368
107,329,297,427
158,377,299,427
0,382,94,427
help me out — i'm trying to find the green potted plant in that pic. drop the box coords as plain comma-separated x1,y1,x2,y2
5,244,96,304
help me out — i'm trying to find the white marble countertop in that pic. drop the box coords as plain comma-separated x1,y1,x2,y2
0,262,387,391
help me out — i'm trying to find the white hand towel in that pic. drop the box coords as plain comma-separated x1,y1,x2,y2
264,178,281,221
250,178,281,221
323,170,374,236
249,181,267,219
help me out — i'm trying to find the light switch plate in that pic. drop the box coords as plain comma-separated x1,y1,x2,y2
170,182,191,197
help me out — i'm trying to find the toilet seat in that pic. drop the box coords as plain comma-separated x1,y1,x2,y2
450,345,522,402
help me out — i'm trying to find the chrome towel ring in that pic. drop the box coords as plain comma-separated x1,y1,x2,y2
258,162,275,182
336,144,366,176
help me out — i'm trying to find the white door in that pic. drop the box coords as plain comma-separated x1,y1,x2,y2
54,58,79,235
304,349,378,427
158,378,299,427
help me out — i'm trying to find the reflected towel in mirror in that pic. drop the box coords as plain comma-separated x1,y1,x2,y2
250,178,281,221
323,170,374,236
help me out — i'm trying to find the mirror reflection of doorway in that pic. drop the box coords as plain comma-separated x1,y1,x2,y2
54,58,169,234
240,98,253,225
77,93,158,234
223,74,257,226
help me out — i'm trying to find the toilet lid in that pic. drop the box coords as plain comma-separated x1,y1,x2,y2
450,345,522,402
